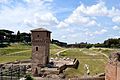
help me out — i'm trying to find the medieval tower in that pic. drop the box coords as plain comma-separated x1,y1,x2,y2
31,28,51,75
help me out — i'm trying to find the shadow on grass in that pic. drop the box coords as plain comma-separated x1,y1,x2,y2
0,43,10,48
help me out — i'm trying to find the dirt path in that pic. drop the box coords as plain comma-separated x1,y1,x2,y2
56,49,69,56
99,51,109,59
6,50,31,56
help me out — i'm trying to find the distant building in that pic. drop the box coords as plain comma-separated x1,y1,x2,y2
106,52,120,80
31,28,51,76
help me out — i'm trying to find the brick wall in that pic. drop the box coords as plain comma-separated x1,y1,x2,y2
117,63,120,80
31,28,51,76
70,77,105,80
105,62,117,80
105,62,120,80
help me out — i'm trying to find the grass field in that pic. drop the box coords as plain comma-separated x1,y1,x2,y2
0,43,31,63
0,43,63,63
0,43,120,77
60,48,120,77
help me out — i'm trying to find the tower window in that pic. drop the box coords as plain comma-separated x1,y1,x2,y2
36,47,38,51
37,35,39,37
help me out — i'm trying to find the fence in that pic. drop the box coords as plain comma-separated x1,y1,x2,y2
0,65,26,80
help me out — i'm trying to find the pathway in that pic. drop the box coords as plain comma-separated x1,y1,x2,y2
99,51,109,59
56,49,69,56
6,50,31,56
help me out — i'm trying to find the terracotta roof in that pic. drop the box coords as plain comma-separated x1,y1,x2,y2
31,28,51,32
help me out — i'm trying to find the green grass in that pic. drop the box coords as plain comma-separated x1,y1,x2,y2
0,43,31,63
8,43,31,49
50,44,62,49
0,56,31,63
50,44,64,57
0,43,63,63
60,48,119,77
65,59,105,77
0,48,29,55
0,43,119,77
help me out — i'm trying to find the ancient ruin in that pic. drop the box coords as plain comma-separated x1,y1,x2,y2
30,28,80,79
106,52,120,80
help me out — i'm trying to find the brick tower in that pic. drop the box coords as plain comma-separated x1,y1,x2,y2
31,28,51,75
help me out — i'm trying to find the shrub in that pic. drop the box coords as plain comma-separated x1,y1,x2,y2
25,74,34,80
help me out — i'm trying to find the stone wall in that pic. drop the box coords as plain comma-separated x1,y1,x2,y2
70,77,105,80
105,52,120,80
105,62,117,80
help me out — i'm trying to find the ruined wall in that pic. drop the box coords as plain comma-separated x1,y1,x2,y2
105,52,120,80
117,63,120,80
105,62,117,80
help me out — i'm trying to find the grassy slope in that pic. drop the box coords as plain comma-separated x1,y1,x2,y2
0,43,31,63
0,43,62,63
61,48,120,77
50,44,64,57
0,43,119,77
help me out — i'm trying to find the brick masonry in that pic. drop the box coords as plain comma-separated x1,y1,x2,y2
105,52,120,80
31,28,51,76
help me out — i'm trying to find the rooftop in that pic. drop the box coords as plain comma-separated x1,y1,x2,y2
31,28,51,32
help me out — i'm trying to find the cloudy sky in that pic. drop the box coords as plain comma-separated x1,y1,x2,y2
0,0,120,43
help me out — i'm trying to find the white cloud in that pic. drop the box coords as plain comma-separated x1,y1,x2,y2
85,31,93,36
70,34,78,38
112,16,120,23
57,1,120,28
0,0,58,32
85,29,107,37
66,28,74,33
65,15,96,26
112,26,120,30
57,3,98,28
76,1,120,17
95,29,107,35
34,12,59,26
24,0,53,3
107,35,120,39
76,2,108,16
114,36,120,38
59,1,120,26
61,35,67,39
0,0,9,4
57,22,68,28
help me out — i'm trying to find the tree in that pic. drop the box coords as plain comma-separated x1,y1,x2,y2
104,38,120,48
17,31,21,42
0,29,14,44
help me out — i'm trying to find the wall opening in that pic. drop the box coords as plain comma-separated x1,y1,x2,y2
37,35,39,37
36,47,38,51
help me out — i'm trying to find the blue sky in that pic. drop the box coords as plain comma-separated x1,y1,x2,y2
0,0,120,44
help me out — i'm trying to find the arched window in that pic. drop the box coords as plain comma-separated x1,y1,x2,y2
36,47,38,51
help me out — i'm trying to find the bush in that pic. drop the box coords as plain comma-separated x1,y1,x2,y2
25,74,34,80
